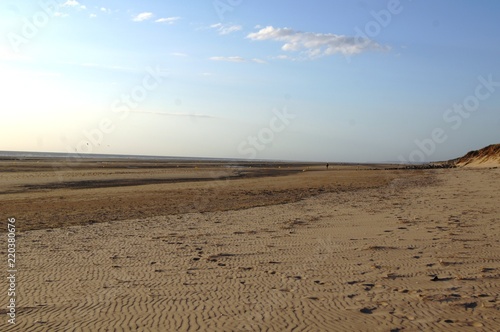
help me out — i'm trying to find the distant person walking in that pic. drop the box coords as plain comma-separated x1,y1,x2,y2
326,163,329,170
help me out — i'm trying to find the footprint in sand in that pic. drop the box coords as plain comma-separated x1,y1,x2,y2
359,307,376,314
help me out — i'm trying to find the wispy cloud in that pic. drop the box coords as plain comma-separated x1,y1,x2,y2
210,56,246,63
62,0,78,6
209,56,266,64
247,26,389,59
155,17,181,24
251,58,267,64
54,12,69,18
210,23,242,35
133,12,154,22
62,0,86,10
274,55,294,60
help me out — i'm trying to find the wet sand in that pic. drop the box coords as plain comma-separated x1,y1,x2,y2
0,159,498,331
0,159,402,232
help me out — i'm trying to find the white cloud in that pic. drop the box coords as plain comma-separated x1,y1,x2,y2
62,0,85,10
210,23,242,35
251,58,267,64
155,17,181,24
170,52,188,57
89,13,96,18
100,7,109,13
247,26,389,59
275,55,293,60
62,0,79,7
210,56,245,63
133,12,154,22
54,12,69,18
210,56,266,64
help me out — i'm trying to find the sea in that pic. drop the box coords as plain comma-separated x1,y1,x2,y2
0,151,292,165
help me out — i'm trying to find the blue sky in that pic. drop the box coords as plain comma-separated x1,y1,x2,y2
1,0,499,162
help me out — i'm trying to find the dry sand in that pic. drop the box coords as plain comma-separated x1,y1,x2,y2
0,161,499,331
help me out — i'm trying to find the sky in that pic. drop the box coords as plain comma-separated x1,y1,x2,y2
0,0,499,162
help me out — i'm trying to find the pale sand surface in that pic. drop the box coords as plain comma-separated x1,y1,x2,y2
1,165,499,331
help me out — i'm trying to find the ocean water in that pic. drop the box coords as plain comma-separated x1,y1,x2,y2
0,151,274,164
0,150,223,160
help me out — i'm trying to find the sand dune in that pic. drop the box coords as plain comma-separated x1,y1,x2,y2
1,166,499,331
455,144,500,168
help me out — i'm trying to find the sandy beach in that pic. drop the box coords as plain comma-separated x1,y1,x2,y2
0,160,499,331
3,0,499,330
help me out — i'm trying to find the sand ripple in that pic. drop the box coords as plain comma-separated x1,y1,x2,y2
1,168,499,331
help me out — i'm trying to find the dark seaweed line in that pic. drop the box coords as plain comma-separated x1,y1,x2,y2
2,169,302,193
